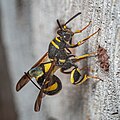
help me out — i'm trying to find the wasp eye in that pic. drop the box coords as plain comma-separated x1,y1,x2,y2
65,34,70,38
63,33,71,41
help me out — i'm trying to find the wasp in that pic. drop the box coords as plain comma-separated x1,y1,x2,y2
16,12,101,112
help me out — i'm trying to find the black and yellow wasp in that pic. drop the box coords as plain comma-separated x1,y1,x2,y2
16,12,101,112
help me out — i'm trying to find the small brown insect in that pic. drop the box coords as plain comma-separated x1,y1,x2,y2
97,45,109,71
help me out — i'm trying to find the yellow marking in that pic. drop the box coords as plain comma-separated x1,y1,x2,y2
51,41,59,49
76,74,101,85
76,74,88,85
77,29,100,46
59,59,66,63
44,63,51,72
76,74,92,85
35,72,44,81
78,41,81,45
75,52,97,60
74,21,92,34
74,71,100,85
77,68,80,73
75,54,91,59
44,63,59,76
49,58,54,61
55,37,61,42
74,30,82,33
44,82,58,91
70,69,76,84
70,68,80,84
64,25,67,29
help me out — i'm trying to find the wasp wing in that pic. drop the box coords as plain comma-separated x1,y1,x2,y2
16,74,30,91
34,60,56,111
16,52,48,92
31,52,48,69
34,89,43,112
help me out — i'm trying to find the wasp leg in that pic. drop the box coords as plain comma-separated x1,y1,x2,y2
70,68,81,84
61,52,97,74
65,47,72,54
69,21,92,44
67,54,76,59
60,58,78,74
61,63,93,75
60,68,72,74
70,66,102,85
68,28,100,48
74,21,92,34
71,73,102,85
72,52,97,63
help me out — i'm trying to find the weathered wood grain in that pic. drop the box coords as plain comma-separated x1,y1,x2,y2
1,0,120,120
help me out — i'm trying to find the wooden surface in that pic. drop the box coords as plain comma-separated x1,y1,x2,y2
0,6,17,120
0,0,120,120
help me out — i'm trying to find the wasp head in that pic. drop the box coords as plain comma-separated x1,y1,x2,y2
56,12,81,42
56,19,74,42
57,26,74,42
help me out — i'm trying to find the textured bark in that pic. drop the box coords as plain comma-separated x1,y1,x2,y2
1,0,120,120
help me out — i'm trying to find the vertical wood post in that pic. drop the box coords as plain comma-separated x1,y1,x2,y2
1,0,119,120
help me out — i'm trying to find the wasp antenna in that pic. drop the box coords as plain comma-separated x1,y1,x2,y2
57,19,63,30
64,12,81,25
24,72,41,90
